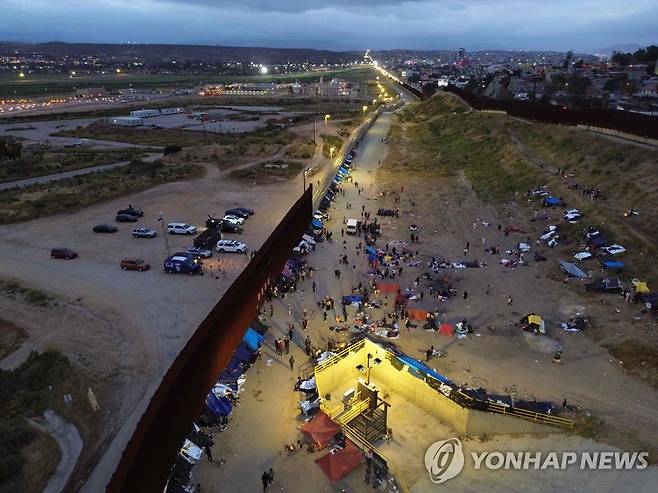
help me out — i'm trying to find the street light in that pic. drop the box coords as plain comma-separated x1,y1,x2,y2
324,114,330,130
362,105,368,115
329,146,335,159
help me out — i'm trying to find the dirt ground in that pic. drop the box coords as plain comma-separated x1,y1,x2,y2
194,105,658,492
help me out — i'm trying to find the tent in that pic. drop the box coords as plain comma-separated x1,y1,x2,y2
439,323,454,336
243,328,264,352
559,261,587,278
632,280,650,294
234,341,256,364
206,392,232,417
311,219,323,230
341,295,363,305
406,308,429,321
397,355,451,383
601,260,624,270
543,196,563,206
315,440,364,483
376,282,400,293
299,412,341,449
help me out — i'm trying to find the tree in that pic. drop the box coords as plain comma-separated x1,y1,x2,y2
0,138,22,161
421,82,438,99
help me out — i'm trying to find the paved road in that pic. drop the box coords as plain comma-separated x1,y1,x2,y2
0,152,162,191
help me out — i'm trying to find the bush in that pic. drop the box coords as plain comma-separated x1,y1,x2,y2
163,145,182,156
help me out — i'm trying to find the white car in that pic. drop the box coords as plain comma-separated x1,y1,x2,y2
167,223,197,235
216,239,247,253
185,246,213,258
223,215,245,225
602,244,626,256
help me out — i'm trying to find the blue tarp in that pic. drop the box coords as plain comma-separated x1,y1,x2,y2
207,392,232,417
544,196,563,205
365,246,377,255
602,260,624,270
311,219,323,230
397,355,451,384
342,295,363,305
234,341,255,363
223,355,245,378
243,327,264,352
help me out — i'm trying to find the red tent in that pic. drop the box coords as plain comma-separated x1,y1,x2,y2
299,412,341,449
439,323,454,336
407,308,430,321
315,440,364,483
376,282,400,293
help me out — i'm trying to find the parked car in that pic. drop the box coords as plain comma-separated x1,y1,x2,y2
602,244,626,256
116,213,139,223
117,206,143,217
220,221,242,234
585,278,623,293
93,224,118,233
51,247,77,259
120,258,150,271
225,208,249,219
235,207,254,216
222,215,244,225
216,239,247,253
132,227,157,238
164,253,202,274
185,246,213,259
167,223,197,235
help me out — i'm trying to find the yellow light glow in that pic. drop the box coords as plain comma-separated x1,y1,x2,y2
18,72,25,78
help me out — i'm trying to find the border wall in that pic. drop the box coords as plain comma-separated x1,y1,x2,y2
106,187,313,492
443,85,658,140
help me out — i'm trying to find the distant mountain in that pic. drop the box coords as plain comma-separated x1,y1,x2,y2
590,43,643,56
0,41,360,64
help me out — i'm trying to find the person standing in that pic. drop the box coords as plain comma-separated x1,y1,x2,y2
289,355,295,371
507,296,513,306
261,471,270,492
288,304,292,317
284,336,290,354
463,291,468,301
268,468,275,486
312,280,316,293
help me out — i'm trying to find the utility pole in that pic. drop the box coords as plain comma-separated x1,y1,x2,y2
159,212,170,255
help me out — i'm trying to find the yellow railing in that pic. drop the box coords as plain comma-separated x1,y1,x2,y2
486,403,574,429
314,338,365,373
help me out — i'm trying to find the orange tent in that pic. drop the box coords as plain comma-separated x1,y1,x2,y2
439,323,454,336
315,440,364,483
406,308,430,321
299,412,341,449
376,282,400,293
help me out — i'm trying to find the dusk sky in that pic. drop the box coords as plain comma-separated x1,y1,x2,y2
2,0,657,53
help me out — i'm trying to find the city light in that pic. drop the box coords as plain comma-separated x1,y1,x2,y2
260,66,268,74
18,72,25,78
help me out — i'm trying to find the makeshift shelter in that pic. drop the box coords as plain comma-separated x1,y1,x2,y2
341,295,363,305
311,219,323,230
601,260,624,271
233,341,256,364
406,308,429,321
543,196,563,206
315,440,364,483
439,323,454,336
397,355,451,383
206,393,232,417
243,328,264,352
559,261,587,278
299,412,341,449
525,314,546,334
632,280,650,294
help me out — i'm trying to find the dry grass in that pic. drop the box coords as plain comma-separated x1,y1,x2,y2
0,160,204,223
229,160,303,182
17,430,60,493
0,318,26,360
285,140,316,159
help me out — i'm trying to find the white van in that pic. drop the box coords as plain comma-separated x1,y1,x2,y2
345,219,358,235
167,223,197,235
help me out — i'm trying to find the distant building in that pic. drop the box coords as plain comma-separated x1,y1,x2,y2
130,109,160,118
109,116,144,127
75,87,106,98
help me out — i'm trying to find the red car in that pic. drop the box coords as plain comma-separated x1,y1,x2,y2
51,248,77,259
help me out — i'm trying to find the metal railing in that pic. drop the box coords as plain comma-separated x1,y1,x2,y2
485,402,575,429
314,338,365,373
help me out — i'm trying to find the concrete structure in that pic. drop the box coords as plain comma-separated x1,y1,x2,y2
161,107,185,115
109,116,144,127
315,338,561,437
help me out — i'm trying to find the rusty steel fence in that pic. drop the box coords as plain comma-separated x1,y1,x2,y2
106,187,312,492
443,84,658,140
